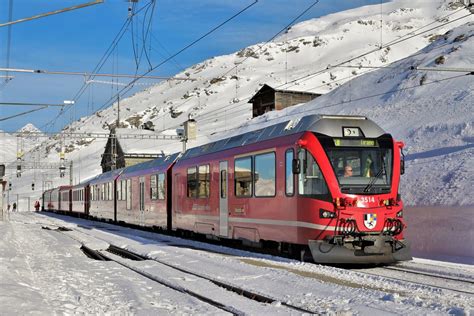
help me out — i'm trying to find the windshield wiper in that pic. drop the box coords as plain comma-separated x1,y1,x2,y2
363,160,385,193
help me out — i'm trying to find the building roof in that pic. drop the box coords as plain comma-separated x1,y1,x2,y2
118,153,179,179
115,128,174,155
88,168,124,185
248,84,322,103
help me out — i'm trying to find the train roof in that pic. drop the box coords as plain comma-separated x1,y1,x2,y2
118,153,179,179
88,168,124,185
181,114,386,160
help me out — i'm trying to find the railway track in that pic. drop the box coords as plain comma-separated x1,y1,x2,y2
55,225,319,315
34,214,473,311
353,264,474,296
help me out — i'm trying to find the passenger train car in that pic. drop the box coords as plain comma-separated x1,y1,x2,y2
115,153,178,228
43,115,411,264
43,186,71,212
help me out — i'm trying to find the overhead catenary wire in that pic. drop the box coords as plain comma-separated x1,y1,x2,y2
93,0,259,115
0,106,49,122
149,72,473,147
0,0,104,28
167,0,321,120
42,0,256,133
278,10,474,91
41,1,157,131
38,2,474,140
194,11,474,122
198,69,472,129
40,8,136,132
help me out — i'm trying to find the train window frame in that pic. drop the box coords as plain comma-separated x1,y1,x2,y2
220,170,227,199
121,180,126,201
198,164,210,198
150,174,158,200
157,173,166,200
285,149,295,197
235,156,253,198
297,148,331,202
109,182,113,201
254,152,276,198
187,167,198,198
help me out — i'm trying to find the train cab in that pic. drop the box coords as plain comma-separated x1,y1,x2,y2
173,114,411,264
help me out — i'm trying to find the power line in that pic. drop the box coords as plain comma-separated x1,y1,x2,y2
0,106,49,122
94,0,259,115
0,67,192,80
0,102,65,107
0,0,104,27
278,11,473,91
169,0,322,121
196,10,474,121
40,12,135,132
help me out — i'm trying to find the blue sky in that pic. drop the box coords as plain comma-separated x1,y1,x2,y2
0,0,386,132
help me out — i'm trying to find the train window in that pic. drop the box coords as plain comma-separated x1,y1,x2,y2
187,167,198,198
254,152,276,197
126,179,132,209
109,182,113,200
285,149,294,196
298,149,329,198
198,165,210,198
220,170,227,198
121,180,126,201
158,173,166,200
116,182,120,201
150,175,158,200
235,157,252,197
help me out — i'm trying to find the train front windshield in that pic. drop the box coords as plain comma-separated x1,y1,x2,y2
321,137,393,194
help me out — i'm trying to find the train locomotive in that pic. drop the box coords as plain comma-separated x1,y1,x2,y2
43,114,412,264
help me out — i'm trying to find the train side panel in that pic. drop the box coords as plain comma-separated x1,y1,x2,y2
116,154,178,228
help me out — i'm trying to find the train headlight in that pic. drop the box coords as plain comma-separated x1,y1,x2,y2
396,210,403,218
320,209,337,219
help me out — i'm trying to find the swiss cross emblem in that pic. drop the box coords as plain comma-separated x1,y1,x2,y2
364,213,377,229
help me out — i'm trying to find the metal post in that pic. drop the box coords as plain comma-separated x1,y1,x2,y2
0,181,4,219
182,137,187,153
70,160,73,185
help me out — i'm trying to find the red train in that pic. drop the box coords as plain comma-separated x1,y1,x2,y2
43,115,411,264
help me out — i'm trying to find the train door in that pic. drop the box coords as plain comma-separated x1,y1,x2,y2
219,161,229,237
139,177,145,225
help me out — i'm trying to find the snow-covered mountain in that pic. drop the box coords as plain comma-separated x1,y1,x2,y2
0,124,44,169
5,0,473,206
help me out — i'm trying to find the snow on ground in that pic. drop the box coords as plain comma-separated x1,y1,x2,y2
0,212,472,315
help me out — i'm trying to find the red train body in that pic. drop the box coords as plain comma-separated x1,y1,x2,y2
43,115,411,264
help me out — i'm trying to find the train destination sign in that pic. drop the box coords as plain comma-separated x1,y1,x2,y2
333,138,377,147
